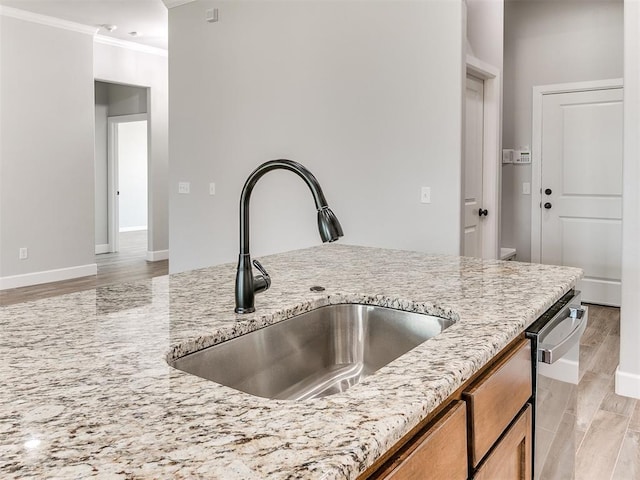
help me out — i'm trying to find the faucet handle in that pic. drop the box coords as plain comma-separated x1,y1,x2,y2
252,259,269,276
252,259,271,293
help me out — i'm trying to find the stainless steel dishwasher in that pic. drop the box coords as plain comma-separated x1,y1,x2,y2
525,289,588,480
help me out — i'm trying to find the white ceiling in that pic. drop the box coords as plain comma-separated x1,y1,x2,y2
0,0,169,50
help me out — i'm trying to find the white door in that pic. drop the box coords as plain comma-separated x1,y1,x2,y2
464,74,485,258
107,114,148,253
117,121,148,233
540,88,623,306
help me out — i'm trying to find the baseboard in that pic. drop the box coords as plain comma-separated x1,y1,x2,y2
576,277,621,307
615,367,640,399
120,226,147,233
0,263,97,290
146,250,169,262
95,244,110,254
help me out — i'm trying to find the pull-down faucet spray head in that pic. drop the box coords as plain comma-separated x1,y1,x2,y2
235,159,343,314
317,206,344,243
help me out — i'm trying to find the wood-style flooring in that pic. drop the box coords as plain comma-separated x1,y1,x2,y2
576,304,639,480
0,230,168,306
1,252,636,479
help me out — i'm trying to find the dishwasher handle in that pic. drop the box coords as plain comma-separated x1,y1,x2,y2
538,304,588,364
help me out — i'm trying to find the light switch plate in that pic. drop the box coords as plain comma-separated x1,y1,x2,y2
178,182,190,194
420,187,431,204
206,8,219,22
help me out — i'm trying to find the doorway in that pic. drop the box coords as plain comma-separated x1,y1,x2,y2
464,73,485,258
463,56,501,259
108,115,149,253
94,81,149,257
532,80,623,306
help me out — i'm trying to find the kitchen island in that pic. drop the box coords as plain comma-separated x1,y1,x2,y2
0,244,581,479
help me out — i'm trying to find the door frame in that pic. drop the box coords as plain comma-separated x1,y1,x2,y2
530,78,623,263
107,113,149,253
465,55,501,259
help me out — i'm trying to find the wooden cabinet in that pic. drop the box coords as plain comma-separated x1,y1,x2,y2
371,401,467,480
463,339,532,467
361,337,533,480
473,405,532,480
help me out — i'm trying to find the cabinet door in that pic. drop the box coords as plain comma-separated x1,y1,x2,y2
463,339,532,466
474,404,532,480
380,401,467,480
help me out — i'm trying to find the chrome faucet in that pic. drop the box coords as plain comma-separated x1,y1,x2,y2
235,159,343,313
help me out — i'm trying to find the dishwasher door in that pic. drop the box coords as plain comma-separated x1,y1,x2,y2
530,292,588,480
538,300,588,384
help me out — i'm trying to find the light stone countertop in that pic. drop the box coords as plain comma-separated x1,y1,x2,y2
0,244,582,479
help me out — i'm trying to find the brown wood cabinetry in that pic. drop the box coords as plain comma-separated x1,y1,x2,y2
473,405,532,480
372,401,467,480
361,337,533,480
463,339,532,467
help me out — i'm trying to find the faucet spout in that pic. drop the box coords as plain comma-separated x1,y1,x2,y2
235,159,343,314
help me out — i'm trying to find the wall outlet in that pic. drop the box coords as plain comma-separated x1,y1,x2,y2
420,186,431,204
19,247,28,260
209,182,216,195
523,182,531,195
178,182,190,194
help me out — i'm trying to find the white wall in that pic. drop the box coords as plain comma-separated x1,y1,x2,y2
95,82,109,246
169,0,465,273
94,41,169,259
0,14,96,285
108,83,148,117
617,0,640,399
502,0,623,261
466,0,504,70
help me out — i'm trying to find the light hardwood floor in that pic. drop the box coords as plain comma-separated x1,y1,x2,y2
576,304,639,480
0,231,168,306
1,255,636,478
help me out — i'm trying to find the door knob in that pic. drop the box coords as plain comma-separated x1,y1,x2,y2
545,188,552,195
478,208,488,217
544,202,552,209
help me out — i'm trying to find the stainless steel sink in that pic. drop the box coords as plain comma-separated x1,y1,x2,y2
171,304,455,400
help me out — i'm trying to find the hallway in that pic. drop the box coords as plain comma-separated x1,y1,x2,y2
0,231,167,306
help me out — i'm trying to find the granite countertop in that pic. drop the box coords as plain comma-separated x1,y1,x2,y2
0,244,582,479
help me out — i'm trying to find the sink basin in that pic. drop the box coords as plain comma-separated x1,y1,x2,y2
171,304,455,400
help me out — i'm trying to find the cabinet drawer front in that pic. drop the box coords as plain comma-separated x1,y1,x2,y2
463,338,532,466
384,401,467,480
473,404,533,480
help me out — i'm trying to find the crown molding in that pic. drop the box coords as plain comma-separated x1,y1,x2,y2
94,35,168,57
0,6,98,36
163,0,197,9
